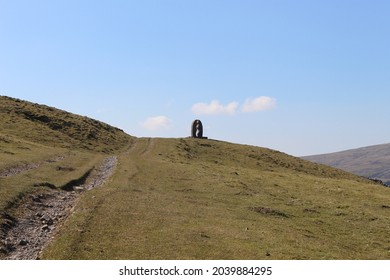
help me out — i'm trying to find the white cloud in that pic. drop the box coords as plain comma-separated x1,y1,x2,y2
241,96,276,113
140,116,173,130
191,100,239,115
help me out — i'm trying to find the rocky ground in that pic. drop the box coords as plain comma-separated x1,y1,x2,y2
0,156,117,260
0,155,65,178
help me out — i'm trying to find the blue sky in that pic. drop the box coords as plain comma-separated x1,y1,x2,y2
1,0,389,156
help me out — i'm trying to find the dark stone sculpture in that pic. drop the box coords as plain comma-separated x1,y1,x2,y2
191,120,208,139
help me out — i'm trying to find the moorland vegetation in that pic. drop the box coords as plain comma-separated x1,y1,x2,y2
1,96,389,260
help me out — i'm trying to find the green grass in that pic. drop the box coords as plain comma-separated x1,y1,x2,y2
2,96,390,260
0,96,132,153
42,138,390,260
0,95,133,211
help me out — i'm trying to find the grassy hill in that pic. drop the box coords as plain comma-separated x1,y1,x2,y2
0,96,133,259
303,144,390,186
0,96,132,153
1,96,390,260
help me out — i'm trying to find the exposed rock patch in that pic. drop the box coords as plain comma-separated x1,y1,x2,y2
0,155,65,178
0,156,117,260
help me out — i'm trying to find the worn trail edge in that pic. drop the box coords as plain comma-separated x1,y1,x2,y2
0,156,117,260
0,155,66,178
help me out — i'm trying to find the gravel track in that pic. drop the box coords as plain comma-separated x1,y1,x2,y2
0,156,117,260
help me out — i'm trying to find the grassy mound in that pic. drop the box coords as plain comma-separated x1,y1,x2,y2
1,96,389,259
0,96,132,153
42,138,390,260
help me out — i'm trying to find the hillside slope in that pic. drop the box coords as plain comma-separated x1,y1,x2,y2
0,96,133,259
0,96,132,153
0,95,133,207
42,138,390,260
1,96,390,260
303,143,390,185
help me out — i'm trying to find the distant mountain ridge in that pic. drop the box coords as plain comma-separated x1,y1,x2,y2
303,143,390,186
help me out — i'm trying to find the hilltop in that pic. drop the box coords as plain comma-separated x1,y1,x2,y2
1,96,390,260
303,143,390,186
0,96,132,153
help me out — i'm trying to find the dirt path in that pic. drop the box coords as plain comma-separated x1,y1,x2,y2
140,138,154,156
125,137,154,157
0,156,117,260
